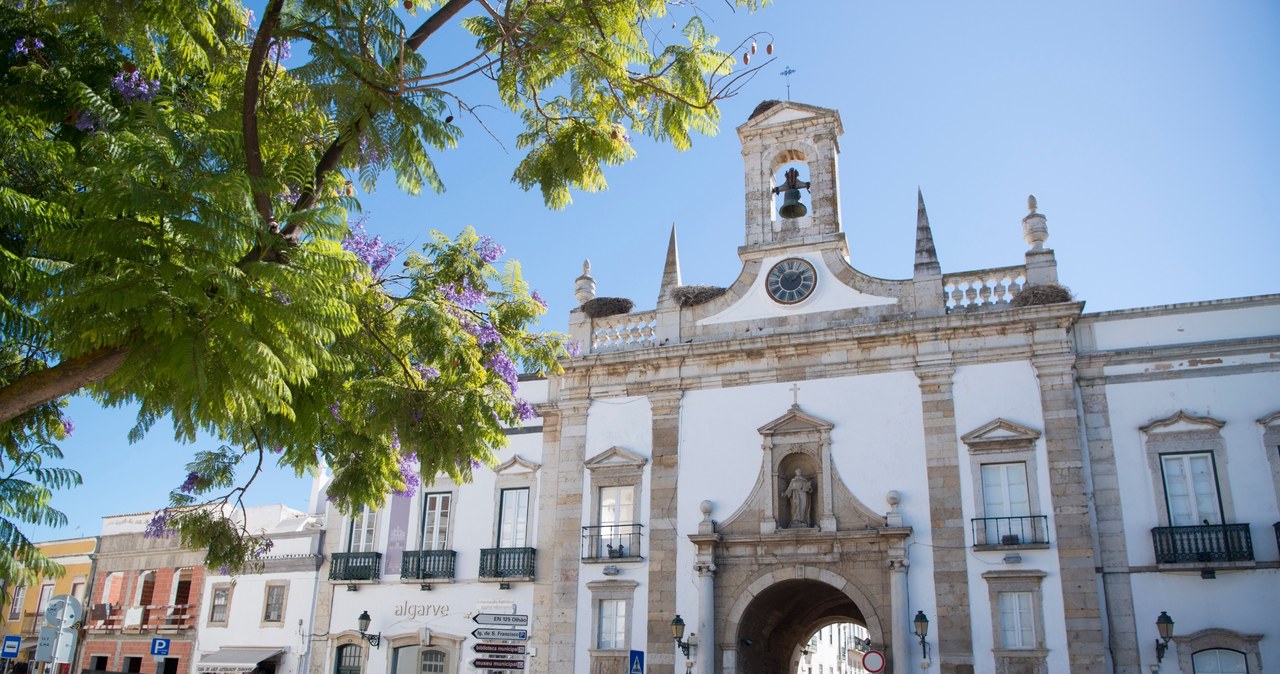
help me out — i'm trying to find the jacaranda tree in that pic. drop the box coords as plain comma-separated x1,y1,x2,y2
0,0,771,575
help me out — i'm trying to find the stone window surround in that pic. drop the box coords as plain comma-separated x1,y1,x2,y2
1260,411,1280,509
385,631,463,674
982,569,1048,668
260,581,289,626
586,580,639,659
489,455,540,547
411,485,457,552
1140,411,1236,528
330,634,369,674
1171,628,1263,673
961,419,1047,550
207,583,233,626
583,446,648,561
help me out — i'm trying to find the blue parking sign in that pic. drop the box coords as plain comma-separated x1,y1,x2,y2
2,635,21,659
150,638,170,656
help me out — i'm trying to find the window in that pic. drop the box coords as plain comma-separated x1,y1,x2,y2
419,650,446,674
597,599,627,649
598,485,634,556
124,657,142,673
334,645,362,674
262,584,287,623
36,583,55,613
1161,453,1222,526
962,419,1046,548
997,592,1035,649
8,585,25,619
419,493,451,551
348,506,377,552
89,656,109,671
497,488,529,548
1193,649,1248,673
71,578,86,603
208,585,230,624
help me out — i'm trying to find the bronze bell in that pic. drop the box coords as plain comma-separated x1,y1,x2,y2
778,189,807,219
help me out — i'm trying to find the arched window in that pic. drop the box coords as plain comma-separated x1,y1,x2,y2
334,645,362,674
418,650,445,674
1193,649,1248,673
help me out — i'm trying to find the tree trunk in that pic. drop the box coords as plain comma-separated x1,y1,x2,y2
0,346,132,424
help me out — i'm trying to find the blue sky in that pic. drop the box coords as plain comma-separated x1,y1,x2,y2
29,1,1280,540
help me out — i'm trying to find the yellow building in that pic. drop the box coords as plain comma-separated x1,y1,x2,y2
1,537,97,673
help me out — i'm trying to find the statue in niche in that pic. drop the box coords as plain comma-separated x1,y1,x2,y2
784,469,813,528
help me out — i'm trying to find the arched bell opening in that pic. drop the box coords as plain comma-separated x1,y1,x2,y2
770,151,811,222
733,578,867,674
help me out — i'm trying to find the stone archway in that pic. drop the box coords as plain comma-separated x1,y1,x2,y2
719,568,886,674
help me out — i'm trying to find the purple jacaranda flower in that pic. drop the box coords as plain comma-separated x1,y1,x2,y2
329,402,342,421
267,38,291,62
414,364,439,380
111,70,160,104
515,399,537,421
394,453,419,497
441,281,487,308
476,235,504,264
531,290,546,309
358,135,382,166
71,110,102,132
342,220,399,277
60,416,75,437
486,351,519,393
14,37,42,55
144,509,175,538
179,471,201,494
566,339,583,358
469,322,500,346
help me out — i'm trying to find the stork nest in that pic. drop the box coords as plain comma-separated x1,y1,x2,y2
580,297,635,318
1010,284,1073,307
671,285,729,307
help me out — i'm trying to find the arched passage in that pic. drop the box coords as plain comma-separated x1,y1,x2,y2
725,576,880,674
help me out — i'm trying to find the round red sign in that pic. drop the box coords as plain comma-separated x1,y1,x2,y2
862,650,886,673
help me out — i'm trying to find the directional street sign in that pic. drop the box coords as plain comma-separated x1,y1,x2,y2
2,635,21,659
471,628,528,641
473,643,526,655
472,613,529,626
471,659,524,671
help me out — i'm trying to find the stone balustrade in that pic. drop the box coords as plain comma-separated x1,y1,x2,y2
591,310,658,353
943,266,1027,311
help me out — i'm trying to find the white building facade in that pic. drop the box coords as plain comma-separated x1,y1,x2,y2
305,101,1278,674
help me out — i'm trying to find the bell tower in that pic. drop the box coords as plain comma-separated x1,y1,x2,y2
737,100,844,250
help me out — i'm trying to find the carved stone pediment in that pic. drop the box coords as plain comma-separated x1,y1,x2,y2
961,418,1041,453
494,455,540,475
718,404,881,537
584,445,648,470
1140,410,1225,434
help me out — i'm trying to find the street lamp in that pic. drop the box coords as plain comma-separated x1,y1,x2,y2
357,610,381,649
913,611,930,660
1155,612,1175,665
671,615,693,658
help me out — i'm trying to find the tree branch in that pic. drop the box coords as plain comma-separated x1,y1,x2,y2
243,0,287,236
0,346,132,425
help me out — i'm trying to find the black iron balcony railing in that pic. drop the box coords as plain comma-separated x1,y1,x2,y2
581,524,644,560
401,550,456,580
1152,523,1253,564
479,547,536,579
971,515,1050,547
329,551,382,581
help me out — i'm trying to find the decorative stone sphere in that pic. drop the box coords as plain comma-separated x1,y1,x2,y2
886,490,902,507
700,500,713,516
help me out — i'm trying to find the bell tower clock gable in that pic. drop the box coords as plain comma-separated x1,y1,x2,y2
737,100,844,250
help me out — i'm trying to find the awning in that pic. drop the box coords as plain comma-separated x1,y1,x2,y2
196,648,284,673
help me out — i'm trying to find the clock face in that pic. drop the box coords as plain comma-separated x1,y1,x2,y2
766,258,817,304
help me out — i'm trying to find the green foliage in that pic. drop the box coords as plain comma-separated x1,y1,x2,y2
0,0,771,574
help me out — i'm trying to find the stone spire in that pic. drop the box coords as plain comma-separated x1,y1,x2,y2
914,188,941,277
657,224,682,309
574,259,596,304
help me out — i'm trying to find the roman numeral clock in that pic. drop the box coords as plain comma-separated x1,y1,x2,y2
766,258,817,304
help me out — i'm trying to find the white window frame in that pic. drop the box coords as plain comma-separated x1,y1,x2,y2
587,579,638,669
596,598,628,650
982,570,1047,667
261,582,288,625
497,487,530,548
418,492,452,551
997,591,1035,649
208,584,232,625
1141,411,1237,528
347,506,377,553
583,446,647,561
1160,452,1223,526
1172,628,1263,673
8,585,25,619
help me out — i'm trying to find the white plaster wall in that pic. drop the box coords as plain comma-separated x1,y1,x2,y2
1083,302,1280,351
697,252,896,326
679,372,937,655
952,361,1069,674
1129,569,1280,671
197,568,318,674
1103,370,1280,565
574,396,654,673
